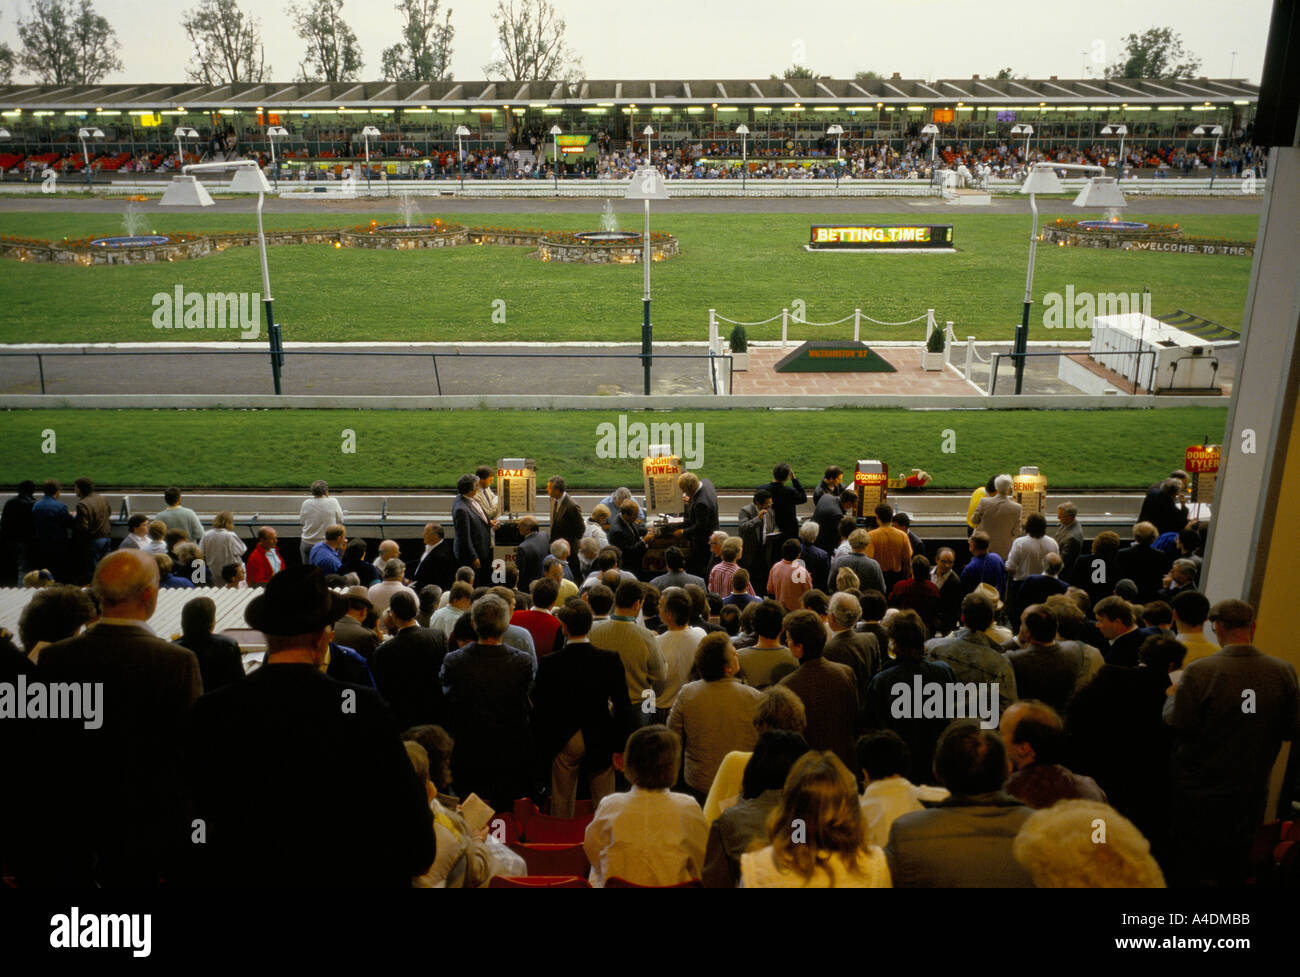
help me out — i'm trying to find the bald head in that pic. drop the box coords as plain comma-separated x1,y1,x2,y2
92,549,160,619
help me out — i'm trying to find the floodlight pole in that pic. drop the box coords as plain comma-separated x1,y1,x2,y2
1016,162,1105,394
363,131,372,194
79,133,92,187
643,197,652,395
178,161,282,394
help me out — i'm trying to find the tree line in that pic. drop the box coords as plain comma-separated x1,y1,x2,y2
0,0,582,86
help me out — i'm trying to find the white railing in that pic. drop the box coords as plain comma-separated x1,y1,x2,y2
709,307,937,350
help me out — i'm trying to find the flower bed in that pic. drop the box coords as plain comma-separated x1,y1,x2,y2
1040,219,1253,256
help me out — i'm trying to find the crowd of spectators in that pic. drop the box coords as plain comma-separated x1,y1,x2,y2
0,463,1295,889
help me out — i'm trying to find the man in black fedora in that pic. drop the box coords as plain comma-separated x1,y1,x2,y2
183,565,435,887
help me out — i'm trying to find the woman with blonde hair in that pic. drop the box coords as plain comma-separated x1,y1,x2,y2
740,750,891,888
201,511,246,588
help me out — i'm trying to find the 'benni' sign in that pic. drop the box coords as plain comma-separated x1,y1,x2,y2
810,225,954,250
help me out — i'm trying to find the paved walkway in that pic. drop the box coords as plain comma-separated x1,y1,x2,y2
731,346,978,395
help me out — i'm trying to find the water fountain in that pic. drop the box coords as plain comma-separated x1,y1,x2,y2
89,199,171,249
373,193,440,234
574,200,640,245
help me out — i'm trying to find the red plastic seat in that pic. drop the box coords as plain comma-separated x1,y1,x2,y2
523,813,592,844
509,842,589,877
488,875,589,888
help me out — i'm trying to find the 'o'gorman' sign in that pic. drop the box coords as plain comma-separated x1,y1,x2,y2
1184,445,1221,474
810,225,953,249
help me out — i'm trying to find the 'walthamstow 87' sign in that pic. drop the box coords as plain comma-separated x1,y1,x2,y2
809,225,954,249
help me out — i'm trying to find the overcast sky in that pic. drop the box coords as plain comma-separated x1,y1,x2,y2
0,0,1276,85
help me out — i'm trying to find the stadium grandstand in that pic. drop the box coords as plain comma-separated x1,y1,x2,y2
0,75,1263,182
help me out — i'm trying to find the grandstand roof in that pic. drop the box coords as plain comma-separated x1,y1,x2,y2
0,77,1260,111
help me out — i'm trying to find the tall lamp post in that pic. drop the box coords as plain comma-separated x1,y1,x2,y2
1011,123,1033,169
173,126,199,171
266,125,287,189
0,129,10,183
736,123,749,189
454,124,470,188
360,124,380,194
77,127,104,187
826,124,844,188
1100,124,1127,179
549,124,562,191
643,125,654,167
1193,124,1223,186
920,122,939,187
160,160,284,393
625,166,669,395
1012,162,1125,394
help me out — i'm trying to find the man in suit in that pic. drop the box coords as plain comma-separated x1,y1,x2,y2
1164,600,1300,886
513,515,551,590
1138,474,1190,537
1115,522,1173,604
1095,595,1146,667
547,475,585,556
452,473,492,586
885,722,1034,887
531,598,633,817
31,480,73,581
1053,503,1085,579
371,589,450,731
439,593,535,810
1005,605,1087,716
814,488,856,555
72,477,112,584
971,474,1022,560
333,586,380,661
411,522,458,593
737,489,775,587
824,592,882,732
673,472,719,580
29,549,202,886
607,500,649,577
184,565,435,887
779,609,858,773
760,463,807,549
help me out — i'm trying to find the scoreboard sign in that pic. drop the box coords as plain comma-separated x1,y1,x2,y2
810,224,954,250
854,460,888,517
496,457,536,516
643,453,683,518
1184,445,1220,504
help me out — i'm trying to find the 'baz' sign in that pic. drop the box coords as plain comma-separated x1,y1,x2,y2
809,225,954,250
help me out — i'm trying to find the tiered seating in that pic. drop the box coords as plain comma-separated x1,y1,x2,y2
98,152,132,172
0,152,25,172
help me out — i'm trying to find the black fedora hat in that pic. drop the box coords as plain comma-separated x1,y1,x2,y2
246,565,349,636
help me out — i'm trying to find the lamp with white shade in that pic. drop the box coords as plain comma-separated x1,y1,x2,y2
826,124,844,188
1100,124,1127,178
1010,123,1033,165
1193,124,1224,185
454,124,470,188
266,125,288,188
77,127,104,186
161,160,283,393
1010,162,1121,393
625,166,668,395
550,124,563,190
360,125,380,193
0,128,9,183
920,122,939,175
735,123,749,189
643,125,654,165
